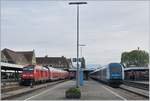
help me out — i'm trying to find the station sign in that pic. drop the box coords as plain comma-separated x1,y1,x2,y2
73,58,83,62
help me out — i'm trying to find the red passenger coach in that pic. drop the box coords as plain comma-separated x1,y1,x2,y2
20,65,69,86
69,72,75,79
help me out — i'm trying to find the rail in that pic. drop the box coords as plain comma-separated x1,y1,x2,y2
123,80,149,91
1,79,19,87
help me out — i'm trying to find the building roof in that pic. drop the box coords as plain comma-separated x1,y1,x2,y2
124,67,149,71
36,56,70,68
1,51,7,62
16,51,34,64
1,48,35,65
37,57,63,64
2,48,28,64
1,62,23,70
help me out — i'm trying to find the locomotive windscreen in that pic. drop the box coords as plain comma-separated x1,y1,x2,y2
23,66,34,71
111,67,121,72
109,63,122,72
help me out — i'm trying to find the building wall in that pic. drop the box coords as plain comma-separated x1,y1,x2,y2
32,51,36,64
36,56,72,69
124,70,149,81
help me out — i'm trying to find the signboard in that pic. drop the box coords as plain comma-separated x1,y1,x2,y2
72,58,83,62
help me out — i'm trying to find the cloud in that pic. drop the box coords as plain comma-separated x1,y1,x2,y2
1,1,149,65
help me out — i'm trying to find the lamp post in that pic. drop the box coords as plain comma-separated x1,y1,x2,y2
79,44,86,58
69,2,87,88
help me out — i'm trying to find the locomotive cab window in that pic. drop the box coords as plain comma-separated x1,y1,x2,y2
23,66,34,71
111,67,121,72
109,64,122,72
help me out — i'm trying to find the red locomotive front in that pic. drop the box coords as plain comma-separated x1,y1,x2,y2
21,65,49,85
21,65,35,85
20,64,69,86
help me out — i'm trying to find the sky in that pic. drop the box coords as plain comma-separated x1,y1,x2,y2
1,0,150,66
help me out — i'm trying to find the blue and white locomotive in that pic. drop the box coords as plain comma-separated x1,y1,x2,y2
89,63,124,87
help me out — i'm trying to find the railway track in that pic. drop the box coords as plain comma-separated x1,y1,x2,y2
1,84,25,93
115,87,148,100
1,79,68,100
2,81,19,87
123,80,149,91
98,81,149,99
119,84,149,98
1,81,24,93
91,79,149,99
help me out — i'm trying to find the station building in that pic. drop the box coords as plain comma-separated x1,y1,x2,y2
1,48,36,65
124,67,149,81
36,56,73,69
1,48,36,81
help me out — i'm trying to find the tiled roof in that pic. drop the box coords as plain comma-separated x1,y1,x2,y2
36,57,65,64
1,48,35,65
1,51,7,62
1,48,28,64
16,51,34,64
36,56,70,68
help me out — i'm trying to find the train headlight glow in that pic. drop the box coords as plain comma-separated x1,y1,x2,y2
22,74,26,76
29,74,33,77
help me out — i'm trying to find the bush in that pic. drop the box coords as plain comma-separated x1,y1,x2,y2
66,87,80,93
65,87,81,98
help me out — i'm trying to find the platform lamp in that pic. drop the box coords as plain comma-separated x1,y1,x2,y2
69,2,87,88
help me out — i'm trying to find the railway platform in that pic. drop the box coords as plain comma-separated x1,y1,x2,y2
5,79,148,100
1,80,66,100
23,80,124,100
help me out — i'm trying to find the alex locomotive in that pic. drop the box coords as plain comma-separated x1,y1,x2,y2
20,64,69,85
89,63,124,87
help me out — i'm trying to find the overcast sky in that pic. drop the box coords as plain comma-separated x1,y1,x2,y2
1,0,149,65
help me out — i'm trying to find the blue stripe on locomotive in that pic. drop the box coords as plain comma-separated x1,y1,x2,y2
108,63,123,80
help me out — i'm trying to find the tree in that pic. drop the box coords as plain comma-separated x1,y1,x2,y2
121,49,149,67
121,52,130,67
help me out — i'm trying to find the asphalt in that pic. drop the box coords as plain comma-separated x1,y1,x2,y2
1,80,66,100
8,80,148,100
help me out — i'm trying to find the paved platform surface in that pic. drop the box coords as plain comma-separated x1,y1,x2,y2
1,80,65,100
25,80,123,100
10,80,148,100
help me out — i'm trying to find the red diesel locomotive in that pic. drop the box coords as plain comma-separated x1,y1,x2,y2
20,65,69,85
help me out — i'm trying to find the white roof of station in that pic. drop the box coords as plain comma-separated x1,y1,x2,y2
124,67,149,71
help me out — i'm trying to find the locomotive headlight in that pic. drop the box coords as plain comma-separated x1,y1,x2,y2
29,74,33,77
22,74,26,77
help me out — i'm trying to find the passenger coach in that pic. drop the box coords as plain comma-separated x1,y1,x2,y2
89,63,124,87
20,64,69,85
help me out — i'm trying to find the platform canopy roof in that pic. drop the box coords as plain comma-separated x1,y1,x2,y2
1,62,23,71
124,67,149,71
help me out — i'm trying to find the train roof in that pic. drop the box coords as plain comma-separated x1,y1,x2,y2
45,66,67,72
22,65,67,72
89,63,123,75
89,66,104,74
109,63,122,66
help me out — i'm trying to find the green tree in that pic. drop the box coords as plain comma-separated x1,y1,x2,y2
121,49,149,67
